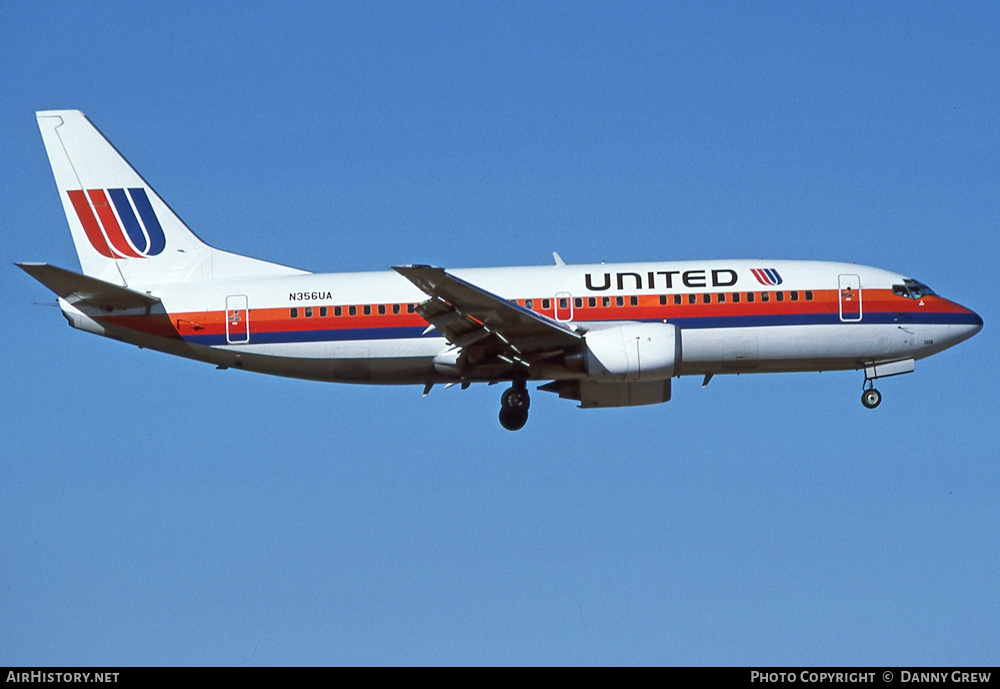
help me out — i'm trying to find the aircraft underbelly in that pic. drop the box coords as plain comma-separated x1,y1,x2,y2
223,338,445,361
211,338,443,383
221,323,945,382
680,323,930,373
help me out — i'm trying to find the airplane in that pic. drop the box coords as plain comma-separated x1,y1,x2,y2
20,110,983,430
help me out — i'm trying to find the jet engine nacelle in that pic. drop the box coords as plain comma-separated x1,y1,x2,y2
580,322,680,382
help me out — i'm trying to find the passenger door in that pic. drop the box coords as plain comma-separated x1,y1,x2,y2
838,274,862,322
225,295,250,344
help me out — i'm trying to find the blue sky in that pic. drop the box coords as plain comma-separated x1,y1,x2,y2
2,2,998,666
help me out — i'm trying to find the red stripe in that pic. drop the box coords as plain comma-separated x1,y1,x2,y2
67,190,115,258
87,189,142,258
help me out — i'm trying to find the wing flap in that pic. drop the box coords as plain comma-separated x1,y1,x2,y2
393,265,581,354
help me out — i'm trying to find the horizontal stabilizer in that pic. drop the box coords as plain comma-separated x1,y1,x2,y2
17,262,160,310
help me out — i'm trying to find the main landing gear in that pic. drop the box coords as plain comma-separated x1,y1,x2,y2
499,381,530,431
861,380,882,409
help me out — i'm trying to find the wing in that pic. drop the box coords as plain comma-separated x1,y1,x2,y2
393,265,580,366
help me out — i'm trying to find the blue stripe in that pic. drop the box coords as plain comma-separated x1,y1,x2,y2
662,311,980,329
108,188,147,253
128,188,166,256
177,311,980,347
183,325,432,346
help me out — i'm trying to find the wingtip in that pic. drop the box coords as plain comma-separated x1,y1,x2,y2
393,264,438,272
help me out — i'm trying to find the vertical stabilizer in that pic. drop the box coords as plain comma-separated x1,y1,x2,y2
36,110,305,286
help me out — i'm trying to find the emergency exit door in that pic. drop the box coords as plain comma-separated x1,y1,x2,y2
554,292,574,321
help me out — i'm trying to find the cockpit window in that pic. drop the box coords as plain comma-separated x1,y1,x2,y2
892,279,938,299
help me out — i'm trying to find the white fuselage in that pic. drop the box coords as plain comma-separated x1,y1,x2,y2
63,259,981,386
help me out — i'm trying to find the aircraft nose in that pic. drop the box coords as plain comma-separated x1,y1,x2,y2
950,307,983,345
970,310,984,336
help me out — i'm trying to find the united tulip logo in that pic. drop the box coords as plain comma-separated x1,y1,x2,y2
751,268,783,286
67,187,166,259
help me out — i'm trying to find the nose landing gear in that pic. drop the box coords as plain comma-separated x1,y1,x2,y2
858,358,915,409
499,381,530,431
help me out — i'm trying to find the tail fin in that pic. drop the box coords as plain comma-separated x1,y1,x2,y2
36,110,305,286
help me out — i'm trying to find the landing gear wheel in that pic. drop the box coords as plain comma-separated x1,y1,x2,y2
862,388,882,409
499,407,528,431
499,382,530,430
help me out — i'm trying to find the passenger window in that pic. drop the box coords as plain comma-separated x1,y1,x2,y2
673,295,681,305
588,297,596,308
305,307,313,317
525,299,533,309
688,294,696,305
805,291,813,301
659,295,667,305
575,297,583,308
602,297,611,307
761,292,769,303
747,293,755,303
542,299,551,309
407,304,416,313
560,298,569,309
290,308,298,318
775,292,784,302
630,296,638,306
790,291,798,302
335,306,343,316
320,306,328,317
718,293,726,304
616,296,624,307
702,293,711,304
349,306,357,316
393,304,400,314
363,305,371,315
732,293,740,303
